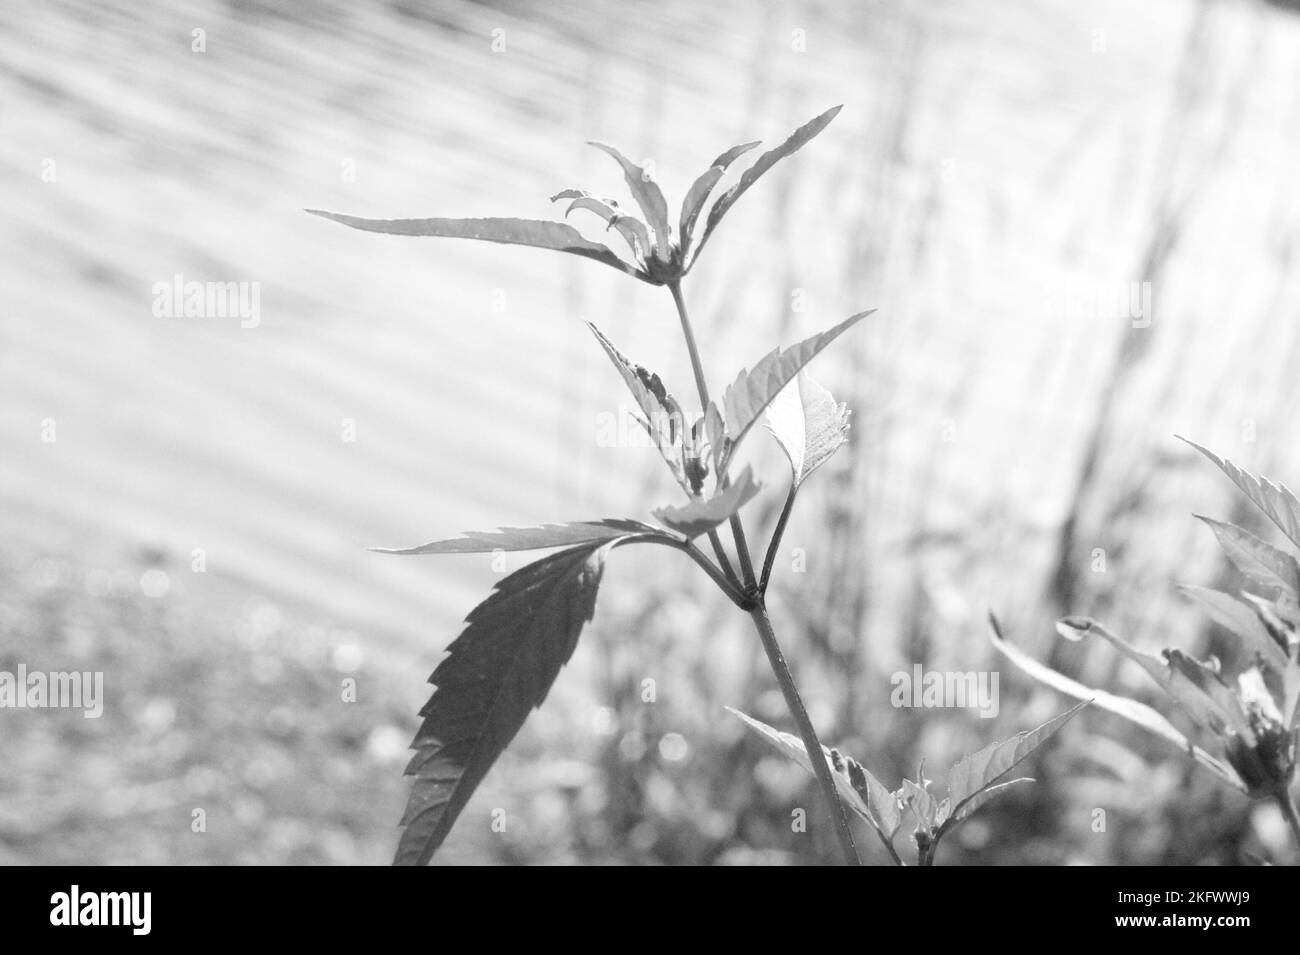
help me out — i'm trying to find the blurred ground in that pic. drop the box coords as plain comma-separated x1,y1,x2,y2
4,0,1300,864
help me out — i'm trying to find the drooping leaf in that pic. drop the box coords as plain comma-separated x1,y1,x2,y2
1195,515,1300,598
550,189,652,263
678,140,761,259
942,701,1088,826
1056,616,1247,740
988,613,1248,793
653,465,760,538
764,372,851,487
396,535,645,865
720,310,872,472
726,707,901,847
587,322,690,490
1180,437,1300,550
587,143,673,259
1178,585,1288,669
690,105,843,266
372,519,668,556
305,210,651,282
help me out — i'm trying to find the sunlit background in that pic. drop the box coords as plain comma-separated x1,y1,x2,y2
4,0,1300,864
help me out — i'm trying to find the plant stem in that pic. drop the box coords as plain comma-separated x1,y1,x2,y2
1277,790,1300,853
669,280,712,408
750,601,861,865
670,278,754,589
759,484,797,594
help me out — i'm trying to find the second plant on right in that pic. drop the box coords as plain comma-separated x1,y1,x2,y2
991,435,1300,857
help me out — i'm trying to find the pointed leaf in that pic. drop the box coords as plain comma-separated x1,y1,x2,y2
396,536,638,864
720,310,872,472
587,322,691,490
305,210,651,283
678,140,761,257
1195,515,1300,597
726,707,901,843
988,613,1248,793
690,106,842,266
943,702,1088,825
764,372,851,487
1179,437,1300,550
373,519,668,556
653,466,760,538
587,143,673,258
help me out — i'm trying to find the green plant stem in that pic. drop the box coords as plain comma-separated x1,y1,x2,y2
759,484,797,594
750,601,861,865
1277,790,1300,853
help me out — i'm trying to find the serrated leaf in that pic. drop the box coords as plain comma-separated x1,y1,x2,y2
726,707,901,845
587,322,691,490
678,140,761,259
587,143,673,259
1180,437,1300,550
720,310,872,473
1195,515,1300,598
305,210,651,283
653,466,760,538
690,106,842,267
372,519,668,556
764,372,851,487
1179,585,1288,670
988,613,1248,793
943,701,1088,826
550,189,652,263
396,536,639,865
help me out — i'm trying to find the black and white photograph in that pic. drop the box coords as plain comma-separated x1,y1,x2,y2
4,0,1300,906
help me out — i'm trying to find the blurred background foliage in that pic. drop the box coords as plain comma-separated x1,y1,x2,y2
4,0,1300,864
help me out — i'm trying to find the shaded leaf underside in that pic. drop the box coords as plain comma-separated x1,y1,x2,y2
396,534,651,865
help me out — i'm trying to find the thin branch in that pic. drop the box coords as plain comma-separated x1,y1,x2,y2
759,484,798,594
642,536,749,609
